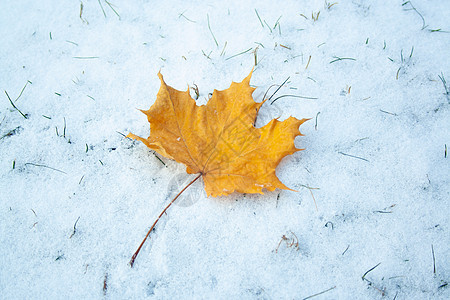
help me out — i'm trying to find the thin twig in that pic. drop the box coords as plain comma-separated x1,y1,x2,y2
253,46,258,66
270,94,318,105
129,174,202,267
438,283,448,289
63,117,66,138
298,184,319,190
262,84,278,101
268,77,290,103
105,1,120,19
220,41,227,56
179,10,196,23
5,91,27,119
325,2,338,10
314,112,320,130
25,163,67,174
330,56,356,64
373,210,392,214
152,151,166,166
402,1,426,30
429,28,450,33
191,84,200,100
255,9,264,28
225,47,253,60
362,262,381,280
66,40,79,46
73,56,99,59
103,273,108,295
361,263,386,296
69,217,80,239
342,245,350,255
264,20,272,33
202,50,212,60
380,109,397,116
80,2,84,20
338,152,369,162
432,244,436,275
116,131,126,138
14,80,32,102
0,126,21,140
275,231,299,253
305,55,311,69
302,286,336,300
438,73,448,94
273,15,282,30
308,189,318,211
311,11,320,22
438,72,449,103
298,185,319,211
98,0,106,17
254,42,265,48
207,14,218,47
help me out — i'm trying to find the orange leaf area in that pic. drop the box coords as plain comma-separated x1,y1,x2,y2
127,71,308,197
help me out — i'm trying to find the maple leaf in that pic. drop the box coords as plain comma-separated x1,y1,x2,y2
126,70,308,266
127,70,308,197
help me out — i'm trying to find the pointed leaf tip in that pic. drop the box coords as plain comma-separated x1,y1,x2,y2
242,68,254,85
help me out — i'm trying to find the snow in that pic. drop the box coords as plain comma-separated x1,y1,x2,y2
0,0,449,299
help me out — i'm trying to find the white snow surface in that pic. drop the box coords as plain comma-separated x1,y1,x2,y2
1,0,449,299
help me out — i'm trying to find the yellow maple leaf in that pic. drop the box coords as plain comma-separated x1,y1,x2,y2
128,70,308,197
127,70,308,266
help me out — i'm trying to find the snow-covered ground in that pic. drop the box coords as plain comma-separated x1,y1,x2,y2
1,0,449,299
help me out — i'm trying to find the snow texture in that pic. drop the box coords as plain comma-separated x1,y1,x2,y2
1,0,449,299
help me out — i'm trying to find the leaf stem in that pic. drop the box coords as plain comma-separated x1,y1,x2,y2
129,173,202,267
